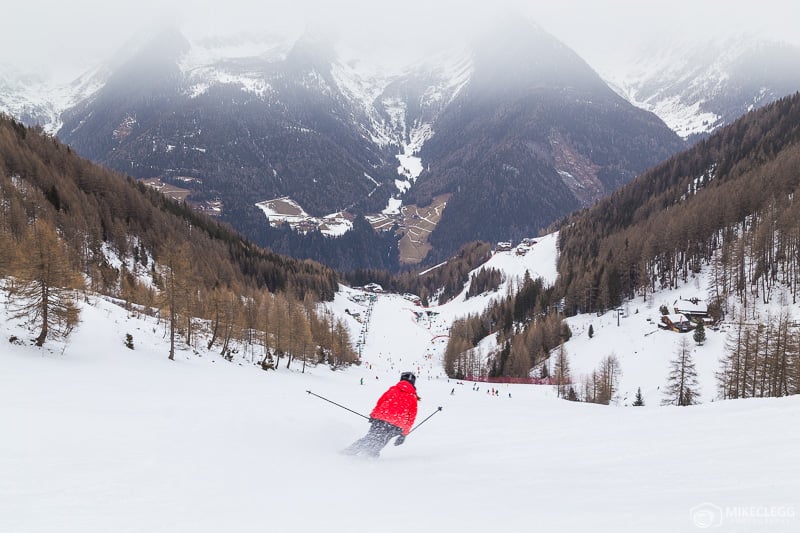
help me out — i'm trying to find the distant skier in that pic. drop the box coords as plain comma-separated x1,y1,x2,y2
343,372,419,457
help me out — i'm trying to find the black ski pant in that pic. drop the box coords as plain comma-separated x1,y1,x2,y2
345,418,402,457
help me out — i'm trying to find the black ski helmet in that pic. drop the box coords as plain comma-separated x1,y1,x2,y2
400,372,416,387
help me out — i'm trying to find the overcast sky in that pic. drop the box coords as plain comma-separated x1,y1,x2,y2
3,0,799,80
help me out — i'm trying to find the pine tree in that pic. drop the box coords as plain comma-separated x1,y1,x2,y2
633,387,645,406
596,354,621,405
663,337,700,406
0,225,13,277
693,320,706,345
7,219,82,346
286,301,312,370
566,386,579,401
553,343,571,398
588,324,594,338
157,240,193,360
497,341,511,376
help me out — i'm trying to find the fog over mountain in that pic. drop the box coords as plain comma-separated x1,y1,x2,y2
3,0,799,81
4,1,799,138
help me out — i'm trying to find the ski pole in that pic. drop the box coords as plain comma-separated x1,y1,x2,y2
408,406,443,435
306,390,369,420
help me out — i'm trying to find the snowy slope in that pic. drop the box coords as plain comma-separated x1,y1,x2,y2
2,234,800,532
417,234,800,407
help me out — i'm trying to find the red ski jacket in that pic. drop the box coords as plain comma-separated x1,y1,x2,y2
370,380,419,435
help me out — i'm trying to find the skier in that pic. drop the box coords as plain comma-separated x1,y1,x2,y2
343,372,419,457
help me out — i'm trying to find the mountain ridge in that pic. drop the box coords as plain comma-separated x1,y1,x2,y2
606,35,800,140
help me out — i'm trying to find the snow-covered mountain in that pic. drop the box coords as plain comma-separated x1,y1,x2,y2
0,64,108,134
607,35,800,140
9,26,800,269
4,21,681,269
52,28,479,244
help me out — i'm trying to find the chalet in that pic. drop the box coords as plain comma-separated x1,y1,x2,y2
496,241,513,252
515,245,529,256
344,309,362,322
402,293,422,305
363,283,383,293
348,292,372,305
659,314,695,333
673,297,709,319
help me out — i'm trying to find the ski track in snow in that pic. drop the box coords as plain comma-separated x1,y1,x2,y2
1,233,799,532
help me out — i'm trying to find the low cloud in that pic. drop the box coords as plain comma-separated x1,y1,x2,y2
1,0,797,80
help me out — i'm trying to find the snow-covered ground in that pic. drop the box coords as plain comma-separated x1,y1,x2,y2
2,235,799,532
255,196,353,237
